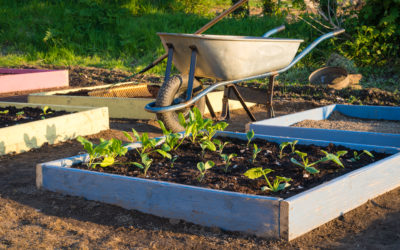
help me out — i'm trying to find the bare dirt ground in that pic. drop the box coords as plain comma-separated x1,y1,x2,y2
1,66,400,249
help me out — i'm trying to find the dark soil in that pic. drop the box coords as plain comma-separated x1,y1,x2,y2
293,110,400,134
73,137,387,199
0,106,70,128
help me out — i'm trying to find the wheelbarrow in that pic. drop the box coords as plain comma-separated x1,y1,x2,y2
145,27,345,132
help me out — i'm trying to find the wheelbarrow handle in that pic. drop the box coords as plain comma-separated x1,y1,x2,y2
283,29,345,71
263,25,285,37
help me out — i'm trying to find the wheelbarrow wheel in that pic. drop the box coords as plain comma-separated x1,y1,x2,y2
155,74,205,132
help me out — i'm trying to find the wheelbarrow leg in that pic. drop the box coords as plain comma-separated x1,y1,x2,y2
266,74,277,118
164,44,174,84
185,46,198,101
220,84,256,122
205,95,217,119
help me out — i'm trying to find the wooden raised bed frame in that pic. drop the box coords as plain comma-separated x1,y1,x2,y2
36,131,400,241
28,83,255,119
0,68,68,94
250,104,400,147
0,102,108,155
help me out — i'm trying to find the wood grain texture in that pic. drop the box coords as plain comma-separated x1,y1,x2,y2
284,152,400,240
29,87,255,119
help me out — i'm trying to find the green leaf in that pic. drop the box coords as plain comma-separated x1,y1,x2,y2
305,166,320,174
295,150,307,158
290,158,304,168
201,140,216,151
261,186,270,192
123,131,134,142
178,112,186,127
157,120,170,135
156,149,172,159
132,162,144,169
100,156,114,167
204,160,215,170
363,150,374,158
244,167,272,179
131,128,140,141
161,143,172,152
279,142,289,150
275,182,291,192
246,130,254,143
336,150,348,157
197,162,205,172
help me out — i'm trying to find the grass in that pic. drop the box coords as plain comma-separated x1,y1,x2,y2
0,0,398,91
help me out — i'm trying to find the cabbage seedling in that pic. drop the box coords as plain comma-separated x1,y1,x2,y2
213,139,229,154
246,129,255,147
320,150,347,168
279,140,298,159
0,110,9,114
132,153,153,176
40,106,53,119
251,144,262,164
200,139,216,158
221,153,237,173
244,167,292,192
16,111,24,119
351,150,374,162
290,150,321,174
197,161,215,181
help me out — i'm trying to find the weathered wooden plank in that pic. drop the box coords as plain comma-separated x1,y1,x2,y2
284,152,400,241
29,86,255,119
38,161,281,238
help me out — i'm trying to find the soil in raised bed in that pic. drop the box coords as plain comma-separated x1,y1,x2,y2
0,106,71,128
293,110,400,134
73,137,388,199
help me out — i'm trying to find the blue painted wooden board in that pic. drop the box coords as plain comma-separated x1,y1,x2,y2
36,132,400,240
250,104,400,147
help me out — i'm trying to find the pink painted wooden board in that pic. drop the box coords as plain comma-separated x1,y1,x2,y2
0,68,69,94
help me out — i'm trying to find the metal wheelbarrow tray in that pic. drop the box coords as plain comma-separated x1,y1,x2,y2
158,33,303,81
146,28,345,132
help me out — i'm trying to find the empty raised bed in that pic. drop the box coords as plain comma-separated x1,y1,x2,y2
250,104,400,148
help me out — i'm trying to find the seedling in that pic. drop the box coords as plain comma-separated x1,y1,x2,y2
213,139,229,154
40,106,53,115
76,137,128,168
244,167,291,192
290,150,321,174
320,150,347,168
158,120,182,151
200,139,216,158
197,161,215,181
351,150,374,162
203,121,228,141
132,153,153,176
123,128,159,154
170,155,178,168
221,153,237,173
251,144,262,164
16,111,25,119
178,107,213,144
279,140,298,159
0,110,9,115
246,129,255,147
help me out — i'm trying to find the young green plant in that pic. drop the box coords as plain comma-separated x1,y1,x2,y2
351,150,374,162
0,110,9,114
197,161,215,182
246,129,255,147
244,167,292,192
221,153,237,173
279,140,298,159
251,144,262,164
213,139,229,154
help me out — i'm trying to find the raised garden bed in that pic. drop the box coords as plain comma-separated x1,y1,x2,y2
0,102,108,155
36,129,400,241
250,104,400,148
28,82,255,119
0,68,68,94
